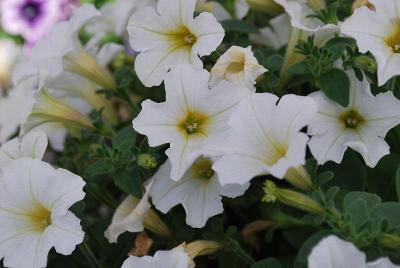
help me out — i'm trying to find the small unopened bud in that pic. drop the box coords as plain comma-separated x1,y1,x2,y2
64,46,116,90
23,89,94,134
262,180,324,215
143,206,173,239
352,0,375,11
242,220,274,250
284,166,315,192
183,240,225,259
112,51,134,69
307,0,326,12
129,232,153,257
354,55,377,73
195,1,214,13
247,0,283,15
137,154,158,169
378,233,400,249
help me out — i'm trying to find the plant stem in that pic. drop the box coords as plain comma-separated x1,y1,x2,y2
80,242,104,268
277,28,303,91
231,242,256,266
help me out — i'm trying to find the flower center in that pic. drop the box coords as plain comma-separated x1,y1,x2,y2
192,158,215,180
27,205,52,231
20,1,41,22
184,34,197,45
386,23,400,53
226,61,245,74
339,109,365,129
169,27,197,48
180,111,208,135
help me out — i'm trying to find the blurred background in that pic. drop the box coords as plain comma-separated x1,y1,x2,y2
0,0,112,93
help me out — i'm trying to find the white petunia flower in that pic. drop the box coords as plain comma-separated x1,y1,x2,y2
0,77,36,143
307,71,400,168
127,0,224,87
210,46,267,91
196,0,231,21
121,246,194,268
308,235,399,268
150,157,249,228
13,4,116,91
196,0,249,21
132,64,248,180
206,93,317,185
0,158,85,268
0,39,21,91
250,14,292,49
341,0,400,86
105,181,171,243
0,131,47,169
274,0,329,32
86,0,156,47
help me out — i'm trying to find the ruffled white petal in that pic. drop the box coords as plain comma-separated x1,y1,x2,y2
212,93,317,185
210,46,267,89
308,71,400,167
150,159,248,228
133,65,247,180
127,0,223,86
0,131,47,169
105,182,152,243
0,158,85,268
308,235,366,268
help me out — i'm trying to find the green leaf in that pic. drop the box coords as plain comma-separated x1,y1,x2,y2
345,199,370,229
251,258,283,268
264,55,283,72
343,192,381,211
84,159,109,178
396,165,400,201
114,169,143,197
288,61,311,76
113,125,136,153
371,202,400,229
319,68,350,107
324,37,355,60
221,20,260,33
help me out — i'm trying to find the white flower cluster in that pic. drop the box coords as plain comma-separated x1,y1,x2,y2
0,131,85,267
0,0,399,267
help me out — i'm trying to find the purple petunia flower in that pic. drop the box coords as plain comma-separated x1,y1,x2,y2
0,0,79,44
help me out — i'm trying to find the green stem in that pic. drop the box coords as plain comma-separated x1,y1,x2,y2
277,28,303,91
87,184,118,209
80,242,104,268
232,242,256,266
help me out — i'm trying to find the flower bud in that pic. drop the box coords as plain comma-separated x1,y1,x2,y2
183,240,225,259
352,0,375,11
247,0,283,15
143,206,173,239
137,154,158,169
307,0,326,12
64,46,116,90
284,166,315,192
23,89,94,134
262,180,324,215
378,233,400,249
112,51,134,69
353,55,377,73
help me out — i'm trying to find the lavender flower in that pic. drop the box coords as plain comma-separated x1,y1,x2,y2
0,0,79,44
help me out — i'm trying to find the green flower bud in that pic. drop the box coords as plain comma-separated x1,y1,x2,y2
354,55,377,73
284,166,315,192
262,180,324,215
137,153,158,169
247,0,283,15
23,89,94,134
